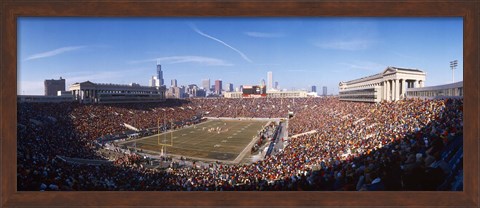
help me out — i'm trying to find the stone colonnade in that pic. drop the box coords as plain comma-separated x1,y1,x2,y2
383,79,424,101
71,88,97,103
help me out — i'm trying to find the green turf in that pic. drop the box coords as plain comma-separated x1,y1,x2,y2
124,119,268,161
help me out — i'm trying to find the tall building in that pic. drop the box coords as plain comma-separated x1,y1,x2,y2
228,83,234,92
166,86,185,98
157,64,164,86
311,85,317,93
322,86,327,96
214,80,223,95
267,71,273,90
274,81,279,90
149,76,158,87
202,79,211,91
171,79,177,87
186,84,206,97
261,79,266,87
44,77,65,96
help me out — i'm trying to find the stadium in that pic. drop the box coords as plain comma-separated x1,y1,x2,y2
17,92,463,191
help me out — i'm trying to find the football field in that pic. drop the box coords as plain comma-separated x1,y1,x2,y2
121,119,269,162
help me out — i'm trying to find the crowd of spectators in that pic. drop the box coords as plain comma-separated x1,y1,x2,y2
17,97,463,191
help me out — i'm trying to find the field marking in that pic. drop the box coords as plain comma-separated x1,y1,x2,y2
232,121,270,163
123,119,272,162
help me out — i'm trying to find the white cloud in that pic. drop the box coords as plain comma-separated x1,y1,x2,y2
339,61,385,71
330,69,345,73
286,69,317,72
314,39,374,51
244,32,285,38
25,46,87,61
190,24,253,63
66,71,120,84
254,63,282,67
391,51,423,62
130,56,233,66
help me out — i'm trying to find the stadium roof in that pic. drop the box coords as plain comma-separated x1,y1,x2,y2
343,66,425,84
388,66,424,73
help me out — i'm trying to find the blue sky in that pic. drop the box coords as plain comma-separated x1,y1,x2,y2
18,17,463,95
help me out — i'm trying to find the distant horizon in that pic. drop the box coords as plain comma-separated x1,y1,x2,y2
18,17,463,95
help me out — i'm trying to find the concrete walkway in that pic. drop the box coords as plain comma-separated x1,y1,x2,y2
290,130,318,138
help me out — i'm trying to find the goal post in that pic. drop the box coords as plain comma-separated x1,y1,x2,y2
157,118,173,147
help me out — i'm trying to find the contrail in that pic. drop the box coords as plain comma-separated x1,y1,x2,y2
25,46,86,61
190,24,253,63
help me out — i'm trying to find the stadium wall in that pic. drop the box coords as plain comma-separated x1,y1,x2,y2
406,81,463,99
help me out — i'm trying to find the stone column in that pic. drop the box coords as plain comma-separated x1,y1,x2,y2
390,80,393,101
392,79,396,101
89,89,93,102
381,82,384,100
386,80,390,101
384,81,387,101
390,80,394,101
392,80,395,101
401,79,406,99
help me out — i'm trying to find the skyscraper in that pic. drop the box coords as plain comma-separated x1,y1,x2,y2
202,79,210,91
157,64,164,86
267,71,273,90
44,77,65,96
261,79,266,87
215,80,223,95
171,79,177,87
311,85,317,92
228,83,234,92
274,81,279,90
323,86,328,96
149,76,158,87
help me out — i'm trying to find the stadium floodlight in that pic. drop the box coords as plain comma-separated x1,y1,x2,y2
450,60,458,83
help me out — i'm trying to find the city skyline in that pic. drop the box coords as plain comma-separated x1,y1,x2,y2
18,18,462,95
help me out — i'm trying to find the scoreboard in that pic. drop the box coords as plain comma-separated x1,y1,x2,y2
242,85,266,97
